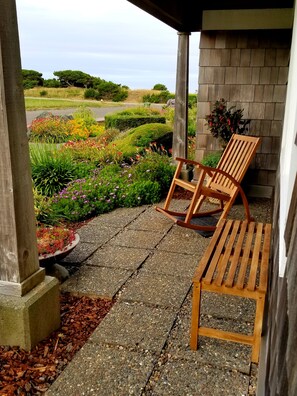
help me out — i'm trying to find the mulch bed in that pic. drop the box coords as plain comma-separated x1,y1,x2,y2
172,186,192,200
0,293,114,395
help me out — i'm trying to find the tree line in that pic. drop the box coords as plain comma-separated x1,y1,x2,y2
22,69,129,102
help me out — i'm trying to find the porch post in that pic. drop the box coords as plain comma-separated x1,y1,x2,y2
0,0,60,350
173,32,190,161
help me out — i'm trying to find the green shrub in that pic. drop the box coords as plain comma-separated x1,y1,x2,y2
50,167,128,221
109,123,172,161
33,187,59,225
142,91,172,104
201,152,222,168
30,144,92,196
105,107,165,131
43,79,61,88
48,155,175,222
188,105,197,137
123,180,161,207
163,102,197,137
84,88,100,100
153,84,167,91
188,94,197,108
39,90,48,97
132,153,175,194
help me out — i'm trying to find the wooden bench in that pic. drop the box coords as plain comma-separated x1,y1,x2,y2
190,218,272,363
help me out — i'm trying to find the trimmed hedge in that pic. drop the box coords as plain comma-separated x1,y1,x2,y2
105,114,166,131
105,107,166,131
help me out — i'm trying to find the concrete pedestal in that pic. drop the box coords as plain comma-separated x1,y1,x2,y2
0,276,60,350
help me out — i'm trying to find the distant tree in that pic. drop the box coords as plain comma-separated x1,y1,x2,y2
53,70,93,88
43,78,61,88
84,79,128,102
93,79,128,102
153,83,167,91
22,69,43,89
143,90,172,104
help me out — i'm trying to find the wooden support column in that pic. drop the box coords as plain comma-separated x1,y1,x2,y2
173,32,190,161
0,0,45,297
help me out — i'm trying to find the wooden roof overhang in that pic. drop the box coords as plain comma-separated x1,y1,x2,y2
127,0,294,32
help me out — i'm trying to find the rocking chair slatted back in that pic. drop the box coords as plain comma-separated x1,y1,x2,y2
209,134,260,194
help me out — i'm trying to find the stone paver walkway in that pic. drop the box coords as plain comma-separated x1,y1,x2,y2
46,198,272,396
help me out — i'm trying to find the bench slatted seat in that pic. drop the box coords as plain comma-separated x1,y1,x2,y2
190,218,271,363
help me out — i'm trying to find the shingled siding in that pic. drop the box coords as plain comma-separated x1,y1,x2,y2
196,30,291,197
262,172,297,395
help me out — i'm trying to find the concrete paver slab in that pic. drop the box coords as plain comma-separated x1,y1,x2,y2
157,225,210,255
61,265,132,299
147,358,250,396
201,291,256,323
127,207,173,232
90,301,176,353
77,223,121,244
109,229,165,249
156,198,190,213
167,296,252,374
46,343,155,396
85,245,150,270
142,250,198,280
119,271,191,309
61,242,99,264
88,206,147,228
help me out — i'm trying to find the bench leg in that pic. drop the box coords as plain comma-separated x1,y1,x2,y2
251,295,265,363
190,282,201,350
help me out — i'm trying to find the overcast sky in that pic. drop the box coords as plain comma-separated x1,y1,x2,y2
15,0,200,93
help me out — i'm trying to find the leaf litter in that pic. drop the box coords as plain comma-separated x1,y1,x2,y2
0,292,114,395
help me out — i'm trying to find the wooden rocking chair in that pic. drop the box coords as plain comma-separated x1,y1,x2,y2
155,134,261,232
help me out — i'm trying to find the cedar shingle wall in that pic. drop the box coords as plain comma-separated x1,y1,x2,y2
197,30,291,196
263,170,297,395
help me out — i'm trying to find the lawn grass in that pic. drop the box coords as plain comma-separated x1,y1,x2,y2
25,87,86,99
24,87,160,110
24,97,120,110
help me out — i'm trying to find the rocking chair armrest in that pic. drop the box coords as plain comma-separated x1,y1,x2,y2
174,157,214,178
175,157,202,167
210,168,252,222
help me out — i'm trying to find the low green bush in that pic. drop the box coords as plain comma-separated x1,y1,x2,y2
142,91,173,104
50,166,128,221
123,180,161,207
109,123,172,161
105,107,166,131
132,153,175,192
47,153,176,222
201,152,222,168
30,144,92,196
33,187,59,225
